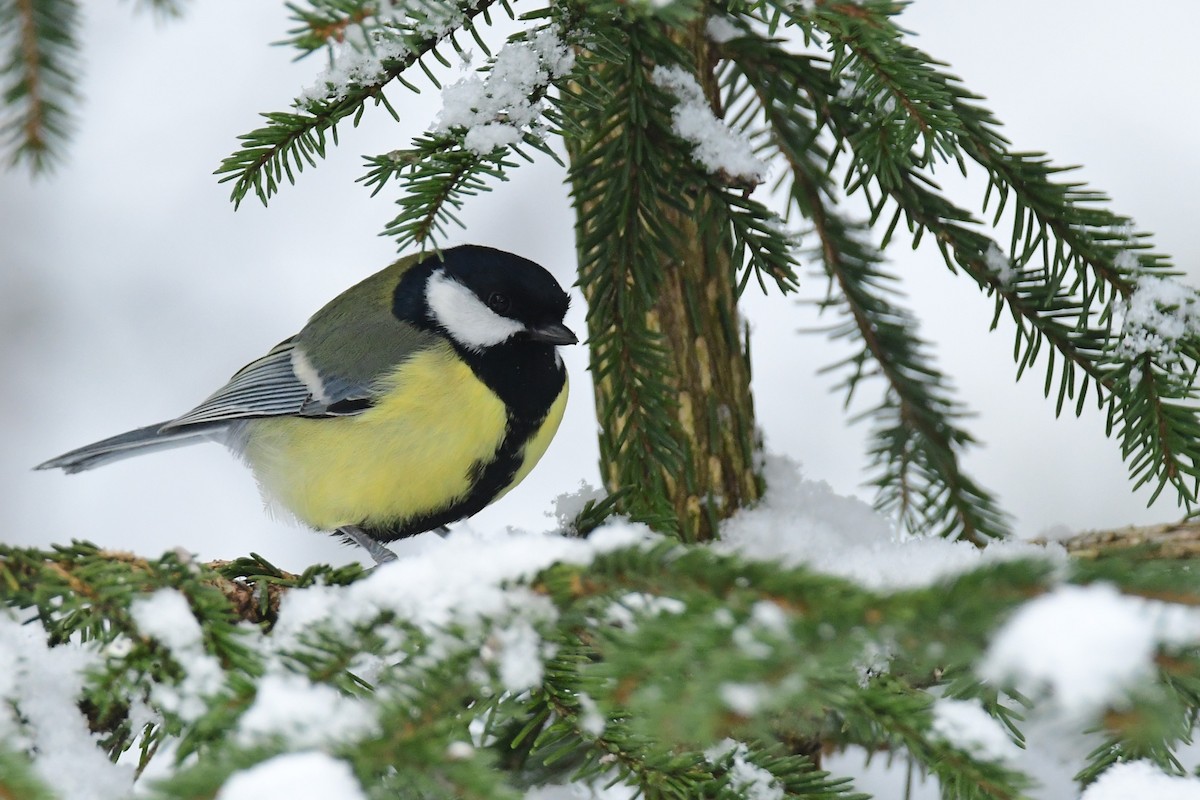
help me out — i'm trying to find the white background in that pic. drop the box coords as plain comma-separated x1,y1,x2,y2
1,1,1197,571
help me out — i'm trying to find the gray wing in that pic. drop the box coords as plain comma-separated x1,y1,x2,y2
161,338,375,431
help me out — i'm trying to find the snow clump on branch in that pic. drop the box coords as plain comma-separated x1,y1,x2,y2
295,1,473,106
1116,274,1200,363
434,27,576,155
650,65,767,187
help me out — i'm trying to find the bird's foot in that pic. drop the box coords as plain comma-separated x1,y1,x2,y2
337,525,398,565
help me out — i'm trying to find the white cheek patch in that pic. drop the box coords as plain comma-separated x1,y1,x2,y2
426,270,525,350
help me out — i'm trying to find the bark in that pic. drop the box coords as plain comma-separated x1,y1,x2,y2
1048,521,1200,560
567,21,762,542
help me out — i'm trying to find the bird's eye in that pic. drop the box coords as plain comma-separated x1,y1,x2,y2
487,292,511,314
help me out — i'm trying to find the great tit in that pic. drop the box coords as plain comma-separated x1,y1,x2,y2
37,245,577,564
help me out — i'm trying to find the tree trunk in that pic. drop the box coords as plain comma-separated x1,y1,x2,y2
566,20,762,542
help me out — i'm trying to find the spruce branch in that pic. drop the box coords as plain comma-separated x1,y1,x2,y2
1056,520,1200,564
802,9,1200,509
216,102,364,209
877,157,1200,510
815,222,1007,545
724,25,1200,520
705,177,801,295
282,0,376,55
563,28,699,533
216,0,499,208
797,1,1171,306
361,18,571,250
724,40,1007,543
544,543,1199,798
808,3,968,179
503,638,862,800
3,540,1199,796
1075,665,1200,788
0,542,264,763
363,137,520,251
283,0,511,58
831,678,1032,800
347,654,526,800
888,177,1200,511
0,0,79,171
209,553,364,628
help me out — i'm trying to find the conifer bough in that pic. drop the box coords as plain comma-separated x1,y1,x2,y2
7,0,1199,541
210,0,1200,544
4,2,1200,798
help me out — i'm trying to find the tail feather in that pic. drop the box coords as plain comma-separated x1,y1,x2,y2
36,422,211,474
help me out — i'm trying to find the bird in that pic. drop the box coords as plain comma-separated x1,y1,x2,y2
37,245,577,564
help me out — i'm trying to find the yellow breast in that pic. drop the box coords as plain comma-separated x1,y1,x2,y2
241,345,519,531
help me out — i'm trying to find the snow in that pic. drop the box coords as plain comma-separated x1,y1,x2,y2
1116,275,1200,362
1114,250,1141,271
930,698,1021,763
0,614,134,800
236,672,378,748
705,740,785,800
224,523,655,749
576,692,606,737
731,603,792,659
984,242,1016,285
435,28,575,155
4,458,1200,798
979,583,1200,718
716,456,1060,590
549,480,607,527
719,682,769,715
1080,760,1200,800
650,65,766,185
129,587,202,653
130,588,226,722
705,16,742,43
446,740,475,760
490,618,548,693
295,1,468,106
272,524,651,647
605,592,686,630
0,621,18,707
750,600,789,634
216,751,367,800
296,33,411,106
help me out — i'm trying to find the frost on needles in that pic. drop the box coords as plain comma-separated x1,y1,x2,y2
1,458,1200,799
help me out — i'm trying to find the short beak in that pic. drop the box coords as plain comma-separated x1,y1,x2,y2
528,322,578,345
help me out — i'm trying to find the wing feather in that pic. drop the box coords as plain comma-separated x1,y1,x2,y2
161,338,375,430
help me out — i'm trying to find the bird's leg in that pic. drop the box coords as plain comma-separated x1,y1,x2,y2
434,525,451,538
338,525,398,565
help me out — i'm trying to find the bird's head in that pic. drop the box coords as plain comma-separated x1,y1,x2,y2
421,245,577,352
